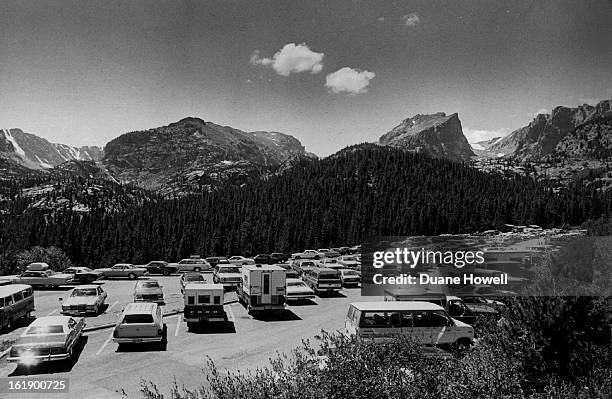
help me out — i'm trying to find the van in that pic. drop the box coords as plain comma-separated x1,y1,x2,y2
113,303,166,347
0,284,35,331
237,264,286,314
302,267,342,295
183,283,227,329
345,301,474,350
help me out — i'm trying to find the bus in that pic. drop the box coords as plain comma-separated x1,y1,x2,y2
0,284,35,330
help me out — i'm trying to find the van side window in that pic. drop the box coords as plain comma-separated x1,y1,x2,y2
187,296,195,305
5,295,14,306
213,296,220,305
22,289,32,298
0,297,5,307
198,295,210,304
400,312,414,327
13,292,23,302
360,312,400,327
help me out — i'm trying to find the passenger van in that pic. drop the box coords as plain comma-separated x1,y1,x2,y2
302,267,342,295
0,284,35,330
345,301,474,350
113,303,166,346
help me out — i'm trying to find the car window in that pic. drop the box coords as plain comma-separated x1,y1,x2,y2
213,296,221,304
13,292,23,302
187,296,195,305
198,295,210,304
122,314,154,324
360,311,401,327
72,288,97,296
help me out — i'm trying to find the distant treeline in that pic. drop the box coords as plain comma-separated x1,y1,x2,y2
1,144,610,270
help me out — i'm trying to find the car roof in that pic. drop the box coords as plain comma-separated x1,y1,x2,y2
350,301,444,311
73,285,99,290
114,263,132,266
29,315,73,327
0,284,32,296
242,264,285,271
136,279,159,284
123,302,157,314
286,278,304,283
184,283,223,291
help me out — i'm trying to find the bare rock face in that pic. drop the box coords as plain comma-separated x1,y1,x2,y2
489,100,612,160
102,117,310,193
379,112,475,161
0,128,103,169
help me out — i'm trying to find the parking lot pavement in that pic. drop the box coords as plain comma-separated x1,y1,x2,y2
0,275,373,399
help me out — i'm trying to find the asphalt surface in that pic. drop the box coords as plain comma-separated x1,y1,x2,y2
0,274,369,398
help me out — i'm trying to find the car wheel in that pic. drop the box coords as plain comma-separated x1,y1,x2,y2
295,256,301,259
128,273,137,280
162,269,170,276
454,339,472,354
194,267,201,272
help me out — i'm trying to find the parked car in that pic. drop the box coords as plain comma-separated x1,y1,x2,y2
270,252,289,263
460,295,507,310
291,259,317,275
337,247,351,255
61,285,107,315
316,258,344,270
180,272,205,293
212,264,242,288
452,284,517,298
228,256,255,265
337,255,361,269
170,258,211,273
113,303,166,347
286,278,316,301
339,269,361,287
302,267,342,295
11,270,73,288
321,249,341,258
95,264,147,280
133,280,164,304
8,315,85,364
291,250,324,260
138,261,177,276
206,257,229,267
253,254,273,264
62,267,101,284
0,284,35,331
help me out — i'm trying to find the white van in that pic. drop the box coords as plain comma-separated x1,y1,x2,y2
345,301,473,350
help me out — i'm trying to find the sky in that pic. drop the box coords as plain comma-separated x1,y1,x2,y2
1,0,611,156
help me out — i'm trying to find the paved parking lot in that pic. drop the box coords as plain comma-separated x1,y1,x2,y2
0,274,370,398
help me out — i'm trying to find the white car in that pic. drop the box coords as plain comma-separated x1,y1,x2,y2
8,316,85,364
61,285,107,315
338,255,361,269
113,303,166,346
291,250,324,260
339,269,361,287
286,278,316,301
169,258,212,273
228,256,255,266
212,264,242,287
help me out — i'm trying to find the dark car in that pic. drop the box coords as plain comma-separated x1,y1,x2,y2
62,267,101,284
253,254,273,264
270,252,289,263
142,261,177,276
180,272,205,292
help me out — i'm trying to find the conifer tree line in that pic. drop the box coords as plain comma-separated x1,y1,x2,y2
1,144,610,271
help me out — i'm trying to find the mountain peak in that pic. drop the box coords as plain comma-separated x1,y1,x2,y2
379,112,474,161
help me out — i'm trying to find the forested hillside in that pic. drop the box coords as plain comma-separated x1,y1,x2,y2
1,145,610,271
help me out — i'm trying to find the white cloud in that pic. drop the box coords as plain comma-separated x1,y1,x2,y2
402,13,421,27
325,67,376,95
250,43,324,76
464,128,511,144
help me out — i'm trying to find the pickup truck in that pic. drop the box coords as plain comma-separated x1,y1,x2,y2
11,270,73,288
291,250,324,260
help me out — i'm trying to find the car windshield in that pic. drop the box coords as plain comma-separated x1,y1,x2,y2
342,256,356,261
72,288,97,296
324,260,338,263
82,267,93,272
342,270,358,276
27,325,64,334
219,267,240,273
186,275,204,281
138,282,159,288
122,314,154,324
288,281,306,287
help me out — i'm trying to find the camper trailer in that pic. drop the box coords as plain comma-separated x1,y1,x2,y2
237,264,286,314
